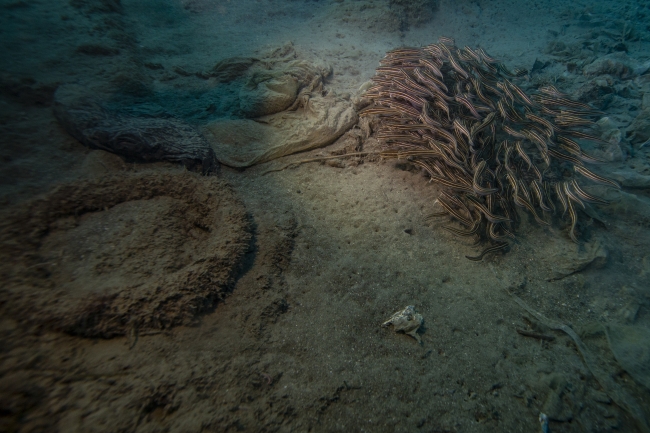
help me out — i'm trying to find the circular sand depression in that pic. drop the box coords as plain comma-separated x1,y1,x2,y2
0,171,250,338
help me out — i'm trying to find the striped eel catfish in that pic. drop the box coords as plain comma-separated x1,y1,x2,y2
360,37,619,260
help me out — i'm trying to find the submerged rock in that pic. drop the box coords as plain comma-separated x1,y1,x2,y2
595,117,625,161
606,324,650,390
628,108,650,145
583,52,641,79
574,75,615,105
543,239,608,281
610,169,650,188
54,85,219,174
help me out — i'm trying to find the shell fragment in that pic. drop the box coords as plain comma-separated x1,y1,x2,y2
382,305,423,343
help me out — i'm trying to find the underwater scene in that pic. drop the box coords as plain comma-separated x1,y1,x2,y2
2,0,650,431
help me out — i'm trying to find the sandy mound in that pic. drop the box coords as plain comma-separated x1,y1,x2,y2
0,171,250,338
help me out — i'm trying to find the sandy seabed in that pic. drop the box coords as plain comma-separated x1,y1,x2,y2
2,0,650,432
